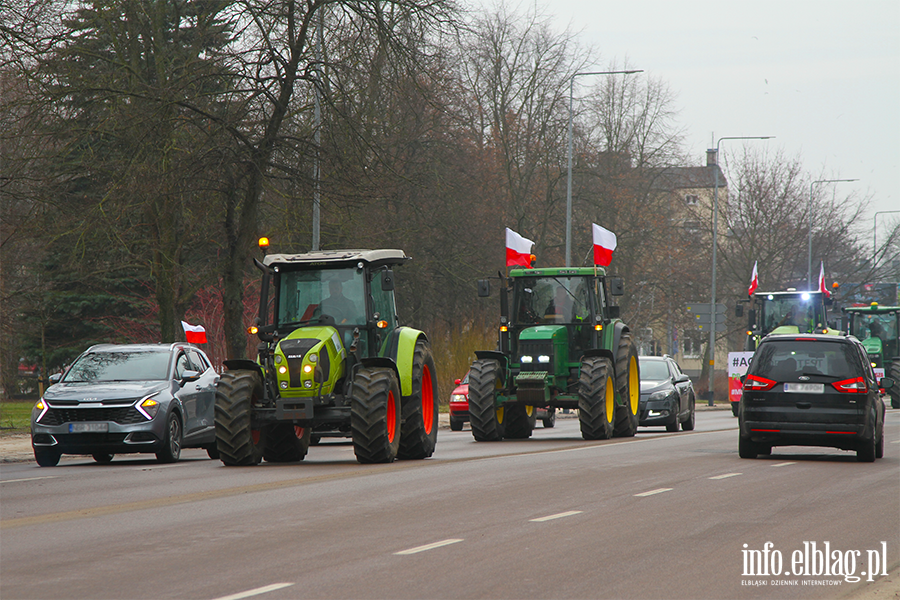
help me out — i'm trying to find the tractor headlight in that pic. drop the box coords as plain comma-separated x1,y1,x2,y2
538,355,550,363
278,365,288,374
521,356,533,364
303,364,313,374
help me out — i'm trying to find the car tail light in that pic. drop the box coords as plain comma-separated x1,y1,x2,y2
831,377,867,394
743,374,777,391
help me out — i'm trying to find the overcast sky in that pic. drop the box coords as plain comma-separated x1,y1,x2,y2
465,0,899,234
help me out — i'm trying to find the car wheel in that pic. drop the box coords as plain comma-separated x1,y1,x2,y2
731,402,739,417
542,408,556,428
875,431,884,460
682,397,696,431
449,415,464,431
34,447,61,467
665,417,679,432
92,453,114,464
758,446,772,456
738,435,758,459
857,435,876,462
156,411,182,463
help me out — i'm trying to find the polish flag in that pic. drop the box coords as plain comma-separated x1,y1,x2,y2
592,223,617,267
748,261,759,296
506,227,534,268
181,321,208,344
818,262,831,298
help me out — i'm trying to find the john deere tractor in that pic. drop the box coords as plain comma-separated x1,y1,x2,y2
843,303,900,409
214,247,439,465
469,266,639,441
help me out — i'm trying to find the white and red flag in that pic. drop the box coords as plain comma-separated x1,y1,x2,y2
592,223,617,267
818,261,831,297
748,261,759,296
181,321,208,344
505,227,534,268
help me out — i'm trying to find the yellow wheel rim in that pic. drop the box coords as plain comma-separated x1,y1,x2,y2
496,406,504,424
525,405,534,416
605,376,615,423
629,356,639,414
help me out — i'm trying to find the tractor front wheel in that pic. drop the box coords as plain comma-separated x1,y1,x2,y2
468,359,506,441
613,333,640,438
264,424,311,462
504,404,535,439
578,356,615,440
397,339,439,460
215,370,265,466
351,368,402,463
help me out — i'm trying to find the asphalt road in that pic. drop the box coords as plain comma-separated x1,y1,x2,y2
1,410,898,600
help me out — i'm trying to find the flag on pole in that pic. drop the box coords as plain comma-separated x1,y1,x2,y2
591,223,617,266
818,261,831,297
505,227,534,268
748,261,759,296
181,321,208,344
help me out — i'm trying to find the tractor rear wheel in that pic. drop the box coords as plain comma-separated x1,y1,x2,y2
468,359,506,441
215,370,265,466
351,368,402,463
397,339,439,459
264,424,311,462
578,356,615,440
504,404,535,439
613,333,640,438
889,360,900,409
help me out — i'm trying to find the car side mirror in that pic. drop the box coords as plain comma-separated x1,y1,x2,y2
880,377,895,390
454,379,461,385
49,373,62,384
382,269,395,292
180,369,201,386
609,277,624,296
676,374,690,383
477,279,491,297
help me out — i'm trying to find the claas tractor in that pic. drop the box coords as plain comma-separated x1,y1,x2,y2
214,246,438,464
843,303,900,408
469,266,640,441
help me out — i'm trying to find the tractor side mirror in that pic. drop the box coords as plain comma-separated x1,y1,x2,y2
477,279,491,297
609,277,624,296
735,304,744,318
382,269,395,291
608,305,620,319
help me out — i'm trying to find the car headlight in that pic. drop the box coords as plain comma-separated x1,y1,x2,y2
648,390,672,402
450,394,466,403
136,393,161,420
521,356,533,363
33,398,49,423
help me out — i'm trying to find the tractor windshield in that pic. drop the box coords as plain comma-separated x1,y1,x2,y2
513,276,594,325
278,269,366,326
759,294,826,334
849,312,898,342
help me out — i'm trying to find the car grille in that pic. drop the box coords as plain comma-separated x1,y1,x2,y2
40,406,147,426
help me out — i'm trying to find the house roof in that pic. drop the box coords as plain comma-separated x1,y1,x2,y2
650,165,726,190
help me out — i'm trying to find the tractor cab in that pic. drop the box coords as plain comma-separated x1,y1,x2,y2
742,290,834,350
843,304,900,371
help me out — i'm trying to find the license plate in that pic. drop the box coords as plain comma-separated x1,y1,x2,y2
784,383,824,394
69,422,109,433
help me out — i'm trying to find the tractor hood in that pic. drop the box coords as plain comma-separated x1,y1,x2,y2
519,324,568,342
861,336,883,355
275,326,347,396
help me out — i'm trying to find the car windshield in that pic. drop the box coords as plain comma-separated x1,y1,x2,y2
278,268,366,326
749,341,861,381
640,360,670,381
513,276,593,325
64,351,171,382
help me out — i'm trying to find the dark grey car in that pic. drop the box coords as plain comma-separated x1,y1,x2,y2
31,343,218,466
638,355,696,431
738,334,891,461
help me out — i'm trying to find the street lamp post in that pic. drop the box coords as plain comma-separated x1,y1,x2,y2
565,69,642,267
874,210,900,266
708,135,773,406
806,179,857,288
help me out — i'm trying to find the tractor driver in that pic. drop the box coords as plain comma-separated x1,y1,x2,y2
320,279,356,324
545,285,573,321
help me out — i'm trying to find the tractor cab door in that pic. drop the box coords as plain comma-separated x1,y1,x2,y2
369,268,398,357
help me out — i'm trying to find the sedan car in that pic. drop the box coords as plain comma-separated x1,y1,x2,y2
738,333,890,461
638,355,696,431
448,371,555,431
31,343,219,466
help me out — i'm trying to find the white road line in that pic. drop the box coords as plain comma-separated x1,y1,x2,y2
891,440,900,444
0,476,58,484
211,583,294,600
771,462,796,467
394,539,463,555
530,510,583,522
634,488,673,497
708,473,742,480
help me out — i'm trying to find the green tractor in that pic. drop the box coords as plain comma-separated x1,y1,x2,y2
214,247,439,465
469,267,640,441
843,303,900,409
738,289,837,351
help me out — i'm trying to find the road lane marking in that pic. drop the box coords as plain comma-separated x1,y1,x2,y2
394,539,463,555
0,476,58,484
708,473,742,480
771,462,796,467
891,440,900,444
634,488,672,497
530,510,583,522
211,583,294,600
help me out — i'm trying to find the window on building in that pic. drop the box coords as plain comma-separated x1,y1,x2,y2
683,330,702,358
683,220,701,234
685,194,699,206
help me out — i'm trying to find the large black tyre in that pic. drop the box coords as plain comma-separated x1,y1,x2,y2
215,370,265,466
504,404,535,439
449,415,464,431
682,395,696,431
351,368,402,463
34,447,61,467
889,360,900,409
542,408,556,428
578,356,615,440
857,434,877,462
264,423,311,462
613,333,640,437
738,435,758,459
468,359,506,441
156,411,182,463
397,339,439,460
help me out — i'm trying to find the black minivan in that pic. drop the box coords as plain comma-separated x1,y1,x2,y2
738,334,892,462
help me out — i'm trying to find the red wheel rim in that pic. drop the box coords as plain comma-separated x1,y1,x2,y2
387,391,397,443
251,429,261,445
422,365,434,434
294,425,305,438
